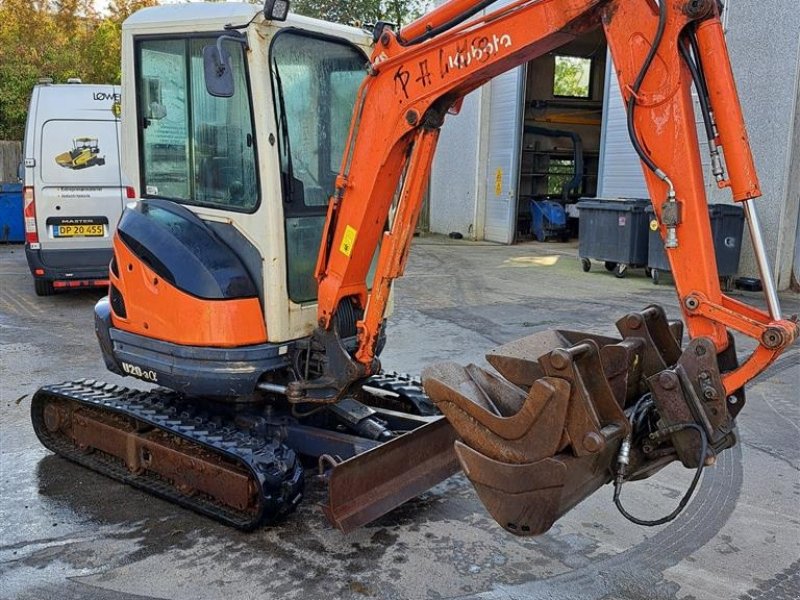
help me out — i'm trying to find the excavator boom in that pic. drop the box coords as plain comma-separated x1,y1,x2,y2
303,0,796,394
292,0,798,533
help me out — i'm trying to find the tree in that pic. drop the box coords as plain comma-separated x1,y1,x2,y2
553,56,591,98
0,0,157,141
292,0,430,28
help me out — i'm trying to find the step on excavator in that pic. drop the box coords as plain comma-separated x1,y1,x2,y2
32,0,798,535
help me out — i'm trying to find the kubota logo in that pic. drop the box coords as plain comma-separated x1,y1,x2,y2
121,362,159,382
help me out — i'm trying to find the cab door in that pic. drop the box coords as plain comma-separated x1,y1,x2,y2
269,30,368,304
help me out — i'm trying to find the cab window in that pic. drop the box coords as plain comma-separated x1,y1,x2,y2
136,36,259,211
270,31,367,303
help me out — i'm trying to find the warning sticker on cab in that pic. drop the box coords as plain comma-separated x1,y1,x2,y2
340,225,358,257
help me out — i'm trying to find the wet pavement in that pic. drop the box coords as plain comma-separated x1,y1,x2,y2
1,238,798,600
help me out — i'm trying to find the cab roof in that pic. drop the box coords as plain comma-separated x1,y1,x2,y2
123,2,370,42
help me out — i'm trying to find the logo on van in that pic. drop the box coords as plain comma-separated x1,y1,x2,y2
93,91,121,102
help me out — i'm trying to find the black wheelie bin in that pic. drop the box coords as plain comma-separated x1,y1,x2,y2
577,198,651,278
646,203,745,288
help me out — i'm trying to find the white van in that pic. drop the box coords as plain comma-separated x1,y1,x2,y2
22,81,131,296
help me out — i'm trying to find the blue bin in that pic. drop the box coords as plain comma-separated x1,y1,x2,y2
529,199,567,242
0,183,24,243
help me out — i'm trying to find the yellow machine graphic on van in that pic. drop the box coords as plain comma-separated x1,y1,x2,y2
55,137,106,169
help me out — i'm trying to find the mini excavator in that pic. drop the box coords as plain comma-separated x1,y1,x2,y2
32,0,798,535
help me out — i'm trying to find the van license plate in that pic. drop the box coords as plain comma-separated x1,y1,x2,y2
54,224,105,237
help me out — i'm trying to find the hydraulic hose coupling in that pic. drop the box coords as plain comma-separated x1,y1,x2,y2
709,141,726,183
614,434,632,491
661,188,681,249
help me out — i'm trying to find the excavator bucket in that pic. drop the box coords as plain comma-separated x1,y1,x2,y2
423,346,627,535
322,416,459,532
423,305,740,536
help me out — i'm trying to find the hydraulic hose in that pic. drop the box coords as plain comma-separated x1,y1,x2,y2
397,0,500,46
625,0,669,182
679,33,715,143
614,422,708,527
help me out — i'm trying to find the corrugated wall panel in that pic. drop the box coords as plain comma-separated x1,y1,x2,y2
428,0,482,238
429,91,482,237
597,56,648,199
483,66,526,243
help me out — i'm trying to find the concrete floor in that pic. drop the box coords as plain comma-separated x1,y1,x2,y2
1,238,798,600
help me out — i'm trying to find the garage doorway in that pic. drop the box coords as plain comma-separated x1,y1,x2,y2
514,29,608,242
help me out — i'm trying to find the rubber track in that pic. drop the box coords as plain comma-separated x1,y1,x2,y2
365,371,437,415
31,379,304,530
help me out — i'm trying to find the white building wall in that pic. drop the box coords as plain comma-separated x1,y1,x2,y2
429,91,482,238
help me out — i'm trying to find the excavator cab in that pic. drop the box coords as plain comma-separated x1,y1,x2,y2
102,11,379,388
32,4,459,532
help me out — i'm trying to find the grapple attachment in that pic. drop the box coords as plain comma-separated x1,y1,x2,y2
423,305,741,536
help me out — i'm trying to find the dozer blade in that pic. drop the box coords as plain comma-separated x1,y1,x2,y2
323,416,459,532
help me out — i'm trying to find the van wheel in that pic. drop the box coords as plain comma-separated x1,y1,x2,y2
34,279,55,297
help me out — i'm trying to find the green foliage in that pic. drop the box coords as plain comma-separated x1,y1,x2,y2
0,0,157,141
292,0,430,27
553,55,591,98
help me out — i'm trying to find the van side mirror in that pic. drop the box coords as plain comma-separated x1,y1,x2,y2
203,34,248,98
17,161,24,182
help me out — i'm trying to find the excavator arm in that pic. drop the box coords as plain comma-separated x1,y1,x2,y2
290,0,796,402
288,0,798,534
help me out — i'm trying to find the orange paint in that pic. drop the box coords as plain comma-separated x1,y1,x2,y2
110,235,267,347
314,0,797,389
694,19,762,201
